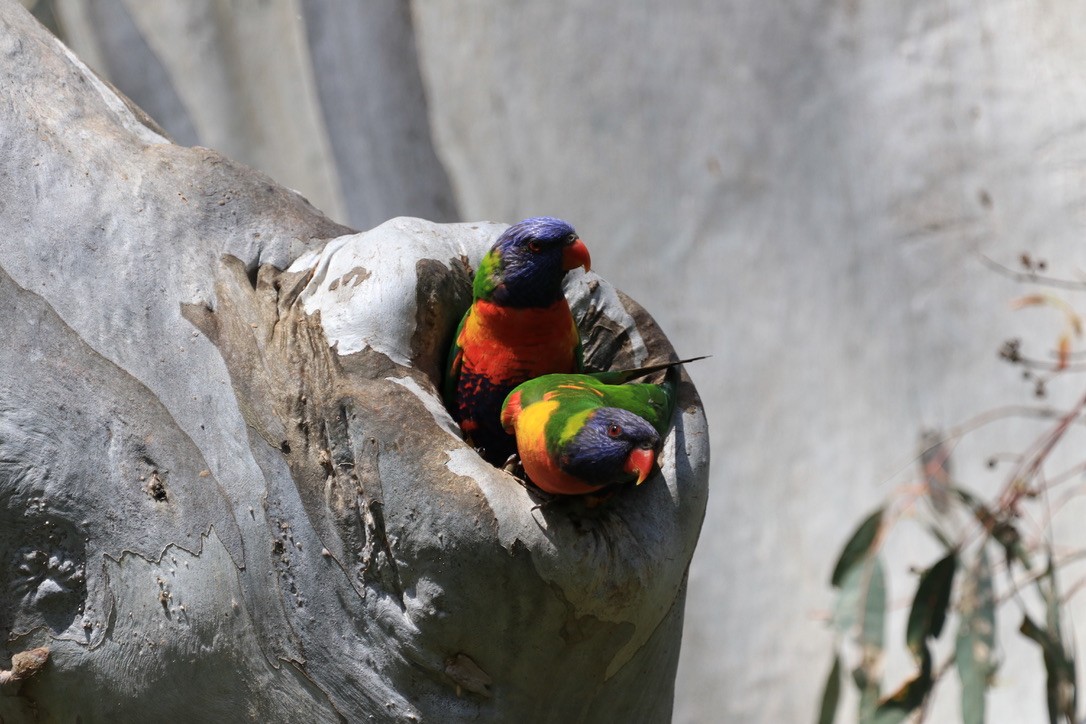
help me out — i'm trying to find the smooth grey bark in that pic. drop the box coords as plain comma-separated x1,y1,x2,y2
297,0,458,228
54,0,459,232
0,4,708,722
60,0,199,147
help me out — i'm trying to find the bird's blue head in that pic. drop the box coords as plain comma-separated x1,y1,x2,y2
560,407,661,488
476,216,591,307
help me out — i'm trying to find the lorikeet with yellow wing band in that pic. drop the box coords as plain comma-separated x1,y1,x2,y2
445,217,591,465
500,357,706,495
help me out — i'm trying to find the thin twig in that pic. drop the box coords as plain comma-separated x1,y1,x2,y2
998,392,1086,510
979,254,1086,291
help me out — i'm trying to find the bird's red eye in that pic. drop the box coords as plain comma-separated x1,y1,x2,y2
607,424,622,438
528,240,542,253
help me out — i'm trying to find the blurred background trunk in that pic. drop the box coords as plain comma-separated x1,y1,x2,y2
26,0,1086,720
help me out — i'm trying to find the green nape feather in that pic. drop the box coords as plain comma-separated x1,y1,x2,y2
471,249,502,300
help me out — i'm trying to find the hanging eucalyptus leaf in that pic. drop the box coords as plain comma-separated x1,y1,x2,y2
956,548,997,724
905,551,958,660
1022,559,1078,724
833,557,886,651
870,644,933,724
816,654,841,724
831,508,884,587
835,557,888,724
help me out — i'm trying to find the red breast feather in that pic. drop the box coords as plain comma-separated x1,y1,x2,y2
452,298,579,464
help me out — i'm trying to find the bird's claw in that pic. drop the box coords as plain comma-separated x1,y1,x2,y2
530,494,559,512
501,453,521,475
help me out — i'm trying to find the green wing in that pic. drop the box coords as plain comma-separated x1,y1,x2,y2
443,308,469,409
446,249,497,409
587,355,708,385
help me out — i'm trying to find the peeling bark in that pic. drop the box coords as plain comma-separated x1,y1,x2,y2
0,3,708,722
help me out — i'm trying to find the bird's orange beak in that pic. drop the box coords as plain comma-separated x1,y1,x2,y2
561,238,591,272
624,447,656,486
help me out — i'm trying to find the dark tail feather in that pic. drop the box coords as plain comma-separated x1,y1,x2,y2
590,355,710,385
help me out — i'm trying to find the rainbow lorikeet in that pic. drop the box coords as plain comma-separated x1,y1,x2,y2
499,358,705,495
445,217,591,465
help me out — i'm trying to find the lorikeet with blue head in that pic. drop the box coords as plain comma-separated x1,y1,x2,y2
445,217,591,465
500,357,706,495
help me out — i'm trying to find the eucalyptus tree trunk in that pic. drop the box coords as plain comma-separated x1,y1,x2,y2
0,4,708,722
